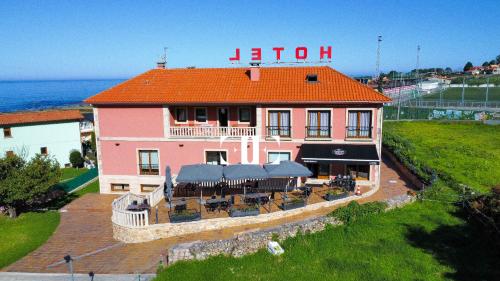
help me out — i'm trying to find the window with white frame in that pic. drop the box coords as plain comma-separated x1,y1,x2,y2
195,108,208,123
267,110,291,137
267,151,291,163
138,150,159,175
205,151,227,165
347,110,372,138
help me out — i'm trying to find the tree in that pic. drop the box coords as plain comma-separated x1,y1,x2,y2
69,150,84,168
496,55,500,64
0,154,60,218
490,60,496,65
445,67,453,73
482,61,490,67
464,62,473,72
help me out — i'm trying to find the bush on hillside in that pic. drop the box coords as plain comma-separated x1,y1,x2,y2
329,201,387,224
69,150,84,168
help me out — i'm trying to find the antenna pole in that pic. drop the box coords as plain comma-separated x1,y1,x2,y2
416,45,421,93
376,36,382,80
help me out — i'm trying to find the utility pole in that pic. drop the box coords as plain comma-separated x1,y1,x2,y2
485,76,490,107
461,76,465,105
376,36,382,79
415,45,421,96
397,73,404,120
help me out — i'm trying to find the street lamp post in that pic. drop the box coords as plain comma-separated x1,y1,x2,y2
64,255,74,281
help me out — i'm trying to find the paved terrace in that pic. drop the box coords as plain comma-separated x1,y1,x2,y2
4,157,414,274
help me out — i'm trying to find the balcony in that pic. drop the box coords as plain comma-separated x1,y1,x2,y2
169,126,256,138
266,126,291,138
305,126,331,139
139,164,159,175
345,126,372,139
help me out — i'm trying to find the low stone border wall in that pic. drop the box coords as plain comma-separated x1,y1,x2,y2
167,216,342,264
113,185,379,243
165,193,416,265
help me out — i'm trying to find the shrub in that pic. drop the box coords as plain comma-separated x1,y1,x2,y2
69,150,84,168
329,201,387,224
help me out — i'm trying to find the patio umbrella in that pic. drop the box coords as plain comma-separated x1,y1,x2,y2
176,164,224,183
176,164,224,211
263,161,312,178
164,166,173,210
223,164,268,195
264,161,313,196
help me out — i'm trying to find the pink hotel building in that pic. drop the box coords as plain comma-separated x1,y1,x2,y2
85,64,391,194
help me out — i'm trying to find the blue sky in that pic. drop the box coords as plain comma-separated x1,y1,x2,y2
0,0,499,80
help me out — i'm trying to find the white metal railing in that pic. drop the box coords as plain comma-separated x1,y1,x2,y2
146,185,164,207
169,126,256,138
111,186,164,228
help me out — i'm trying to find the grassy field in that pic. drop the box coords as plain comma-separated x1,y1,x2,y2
155,121,500,281
60,167,88,181
0,211,60,269
384,121,500,193
423,87,500,101
73,179,100,197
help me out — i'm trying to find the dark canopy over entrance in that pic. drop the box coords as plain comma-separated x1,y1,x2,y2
300,144,380,165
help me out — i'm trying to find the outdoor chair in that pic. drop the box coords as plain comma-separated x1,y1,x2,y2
143,199,149,206
220,200,230,211
132,200,138,206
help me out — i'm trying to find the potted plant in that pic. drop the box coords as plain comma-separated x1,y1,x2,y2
281,197,306,210
229,205,260,217
324,188,349,201
169,209,201,223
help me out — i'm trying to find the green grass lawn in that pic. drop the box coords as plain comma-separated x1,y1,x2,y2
0,211,60,269
0,180,100,269
155,121,500,280
384,121,500,192
423,87,500,101
60,167,88,181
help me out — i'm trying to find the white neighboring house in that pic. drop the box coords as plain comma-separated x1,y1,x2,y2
0,110,83,167
493,66,500,75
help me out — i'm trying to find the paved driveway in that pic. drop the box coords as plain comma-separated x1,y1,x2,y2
5,157,414,274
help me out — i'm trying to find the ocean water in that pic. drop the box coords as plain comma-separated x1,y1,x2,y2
0,79,125,113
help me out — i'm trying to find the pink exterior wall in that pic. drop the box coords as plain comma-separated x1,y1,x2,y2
98,107,164,138
100,139,303,176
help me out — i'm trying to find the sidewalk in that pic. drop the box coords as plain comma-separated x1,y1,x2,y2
0,272,154,281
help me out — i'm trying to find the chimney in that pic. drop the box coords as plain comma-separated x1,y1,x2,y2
156,61,166,69
249,62,260,82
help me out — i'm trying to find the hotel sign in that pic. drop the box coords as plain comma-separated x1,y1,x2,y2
229,46,332,62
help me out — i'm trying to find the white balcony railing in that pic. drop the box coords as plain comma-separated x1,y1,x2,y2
169,126,256,138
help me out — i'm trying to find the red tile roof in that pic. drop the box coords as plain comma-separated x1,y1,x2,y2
85,66,391,105
0,110,83,126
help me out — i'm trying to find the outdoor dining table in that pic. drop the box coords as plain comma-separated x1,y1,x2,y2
242,193,269,205
126,203,150,212
205,198,229,205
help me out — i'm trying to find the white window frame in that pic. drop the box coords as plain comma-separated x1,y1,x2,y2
345,108,375,139
204,149,229,165
266,150,292,163
194,107,208,124
136,148,161,176
265,108,293,138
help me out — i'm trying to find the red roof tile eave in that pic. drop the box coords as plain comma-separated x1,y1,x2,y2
86,99,391,106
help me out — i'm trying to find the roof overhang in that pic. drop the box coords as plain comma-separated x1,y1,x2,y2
300,143,380,165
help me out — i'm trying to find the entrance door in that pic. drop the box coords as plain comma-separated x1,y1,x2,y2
218,108,229,127
318,163,330,179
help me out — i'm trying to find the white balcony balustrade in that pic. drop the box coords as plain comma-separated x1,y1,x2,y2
169,126,256,138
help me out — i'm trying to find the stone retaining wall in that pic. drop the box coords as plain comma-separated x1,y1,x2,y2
167,216,342,264
113,185,378,243
165,194,416,265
